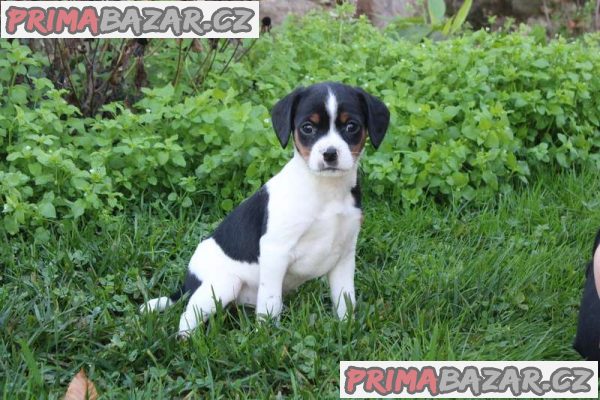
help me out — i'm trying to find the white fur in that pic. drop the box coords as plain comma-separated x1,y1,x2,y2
307,90,354,174
139,297,172,313
326,89,338,132
142,90,363,336
169,153,361,336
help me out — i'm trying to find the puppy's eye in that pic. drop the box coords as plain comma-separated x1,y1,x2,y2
346,121,360,135
300,123,315,136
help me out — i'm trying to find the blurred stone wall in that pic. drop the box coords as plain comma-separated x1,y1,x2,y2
259,0,593,33
259,0,420,28
447,0,545,29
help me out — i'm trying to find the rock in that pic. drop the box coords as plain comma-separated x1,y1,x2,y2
511,0,543,19
259,0,323,26
259,0,582,32
444,0,534,29
259,0,419,28
356,0,420,27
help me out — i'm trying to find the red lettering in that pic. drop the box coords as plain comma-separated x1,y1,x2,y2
55,8,79,34
45,8,56,33
6,7,27,34
394,368,419,393
385,367,395,392
25,8,47,34
344,367,367,395
364,368,387,394
78,7,99,35
416,367,438,395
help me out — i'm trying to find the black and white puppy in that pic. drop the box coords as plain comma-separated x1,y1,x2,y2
574,229,600,362
140,82,390,336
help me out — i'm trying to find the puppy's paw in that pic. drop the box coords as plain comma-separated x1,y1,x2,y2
176,330,192,341
178,311,199,338
139,297,172,313
256,313,281,327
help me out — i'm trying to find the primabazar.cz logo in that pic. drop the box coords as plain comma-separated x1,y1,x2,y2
0,1,259,38
340,361,598,398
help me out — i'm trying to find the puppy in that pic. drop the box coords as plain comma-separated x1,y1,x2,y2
574,229,600,361
140,82,390,336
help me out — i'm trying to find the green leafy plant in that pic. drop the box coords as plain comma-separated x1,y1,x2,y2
1,6,599,236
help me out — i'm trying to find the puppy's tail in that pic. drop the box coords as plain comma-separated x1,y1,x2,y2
139,296,173,313
139,271,203,313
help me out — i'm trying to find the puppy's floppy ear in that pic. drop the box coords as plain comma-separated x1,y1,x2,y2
271,87,304,148
356,88,390,149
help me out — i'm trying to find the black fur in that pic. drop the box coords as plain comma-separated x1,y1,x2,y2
356,87,390,149
271,87,305,148
272,82,390,150
212,186,269,263
351,182,362,209
294,88,330,151
167,187,269,301
292,83,369,150
574,229,600,362
170,271,202,302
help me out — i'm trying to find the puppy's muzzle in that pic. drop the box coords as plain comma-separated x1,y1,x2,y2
322,146,338,165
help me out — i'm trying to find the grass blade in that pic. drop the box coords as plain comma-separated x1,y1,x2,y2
16,339,43,390
451,0,473,34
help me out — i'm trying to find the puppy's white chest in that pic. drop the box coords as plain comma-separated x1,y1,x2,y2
285,201,361,290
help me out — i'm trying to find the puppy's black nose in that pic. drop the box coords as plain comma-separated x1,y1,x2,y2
323,147,338,163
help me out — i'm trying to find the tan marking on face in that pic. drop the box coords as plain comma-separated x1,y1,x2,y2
294,129,311,161
339,112,350,124
308,113,320,124
350,128,368,160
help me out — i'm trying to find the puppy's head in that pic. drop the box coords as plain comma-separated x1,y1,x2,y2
271,82,390,176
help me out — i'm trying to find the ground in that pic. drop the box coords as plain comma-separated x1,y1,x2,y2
1,166,598,398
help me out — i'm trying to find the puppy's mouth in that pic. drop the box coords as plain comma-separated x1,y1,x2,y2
313,166,350,176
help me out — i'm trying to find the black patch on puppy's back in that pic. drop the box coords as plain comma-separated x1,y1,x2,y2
212,186,269,263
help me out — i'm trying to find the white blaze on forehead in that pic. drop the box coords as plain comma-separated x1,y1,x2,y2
306,88,355,173
325,89,338,133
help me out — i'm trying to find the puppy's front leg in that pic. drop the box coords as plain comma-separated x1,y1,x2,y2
256,248,288,321
328,250,356,320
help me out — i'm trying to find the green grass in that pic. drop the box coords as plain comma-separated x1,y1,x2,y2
1,166,599,399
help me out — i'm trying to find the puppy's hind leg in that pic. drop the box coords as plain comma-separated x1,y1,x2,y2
178,275,242,338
